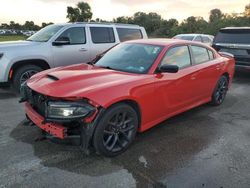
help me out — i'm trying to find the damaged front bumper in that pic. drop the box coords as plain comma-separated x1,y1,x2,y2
25,101,105,154
21,83,105,154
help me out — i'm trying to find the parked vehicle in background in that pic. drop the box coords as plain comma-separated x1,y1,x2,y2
213,27,250,69
22,31,36,37
0,30,6,35
20,39,235,157
173,34,214,46
0,22,147,91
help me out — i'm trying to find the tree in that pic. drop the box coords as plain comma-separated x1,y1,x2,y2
0,23,9,29
67,2,93,22
244,4,250,17
41,22,54,28
132,12,162,36
209,9,223,23
23,21,40,30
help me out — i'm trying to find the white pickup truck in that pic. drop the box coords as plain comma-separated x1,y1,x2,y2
0,22,147,91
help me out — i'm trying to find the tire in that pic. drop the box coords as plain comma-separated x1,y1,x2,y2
12,65,43,92
93,103,139,157
210,75,229,106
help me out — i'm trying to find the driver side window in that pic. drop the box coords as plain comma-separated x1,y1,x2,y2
56,27,86,44
161,46,191,69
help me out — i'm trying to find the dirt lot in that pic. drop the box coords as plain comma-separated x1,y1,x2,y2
0,71,250,188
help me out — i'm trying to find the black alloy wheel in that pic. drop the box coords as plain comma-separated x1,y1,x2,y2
211,75,229,106
93,103,138,157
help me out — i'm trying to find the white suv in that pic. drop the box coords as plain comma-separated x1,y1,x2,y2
0,23,147,91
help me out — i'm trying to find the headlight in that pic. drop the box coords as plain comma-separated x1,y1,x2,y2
47,101,95,120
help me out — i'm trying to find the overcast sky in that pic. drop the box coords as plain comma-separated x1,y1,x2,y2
0,0,248,25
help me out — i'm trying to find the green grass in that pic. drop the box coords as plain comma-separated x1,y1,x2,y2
0,35,27,42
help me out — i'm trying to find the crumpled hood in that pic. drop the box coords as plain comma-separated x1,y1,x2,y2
27,64,142,99
0,40,42,51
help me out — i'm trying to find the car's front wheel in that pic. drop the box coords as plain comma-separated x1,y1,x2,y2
12,65,43,92
210,75,229,106
93,103,139,157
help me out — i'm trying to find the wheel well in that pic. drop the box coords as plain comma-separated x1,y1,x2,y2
222,72,229,81
9,59,50,81
109,100,141,129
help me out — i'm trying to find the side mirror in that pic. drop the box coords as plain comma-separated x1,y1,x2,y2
158,64,179,73
52,37,70,46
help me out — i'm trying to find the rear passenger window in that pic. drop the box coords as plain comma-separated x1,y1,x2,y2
161,46,191,69
90,27,115,43
191,46,210,64
117,28,142,42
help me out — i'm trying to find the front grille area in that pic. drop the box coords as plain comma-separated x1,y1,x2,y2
26,87,47,117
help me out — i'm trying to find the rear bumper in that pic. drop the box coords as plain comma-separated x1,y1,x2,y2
25,102,67,139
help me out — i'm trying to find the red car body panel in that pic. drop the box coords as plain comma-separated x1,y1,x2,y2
26,39,235,133
25,102,66,138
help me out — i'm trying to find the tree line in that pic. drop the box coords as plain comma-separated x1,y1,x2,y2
1,1,250,37
0,21,53,31
66,2,250,37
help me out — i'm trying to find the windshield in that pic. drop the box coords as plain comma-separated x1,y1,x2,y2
214,30,250,44
174,35,195,41
95,43,163,74
27,25,63,42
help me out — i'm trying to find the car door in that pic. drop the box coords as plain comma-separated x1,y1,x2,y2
88,26,118,61
155,45,198,117
189,45,221,100
52,27,90,67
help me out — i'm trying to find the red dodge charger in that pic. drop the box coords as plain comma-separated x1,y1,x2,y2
20,39,235,156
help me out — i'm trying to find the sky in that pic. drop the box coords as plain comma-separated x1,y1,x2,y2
0,0,249,25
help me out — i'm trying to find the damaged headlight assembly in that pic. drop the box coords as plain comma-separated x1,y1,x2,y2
46,101,95,120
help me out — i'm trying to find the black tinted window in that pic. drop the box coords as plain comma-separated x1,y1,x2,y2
90,27,115,43
57,27,86,44
214,30,250,44
161,46,191,68
117,28,142,42
191,46,210,64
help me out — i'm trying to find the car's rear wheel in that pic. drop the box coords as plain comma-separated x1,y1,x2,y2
210,75,229,106
12,65,43,92
93,103,138,157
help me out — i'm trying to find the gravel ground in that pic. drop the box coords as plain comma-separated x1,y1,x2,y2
0,70,250,188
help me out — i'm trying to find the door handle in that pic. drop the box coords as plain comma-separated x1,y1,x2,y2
79,48,87,52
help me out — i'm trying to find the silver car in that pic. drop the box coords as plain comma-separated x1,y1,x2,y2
173,34,214,46
0,23,147,91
